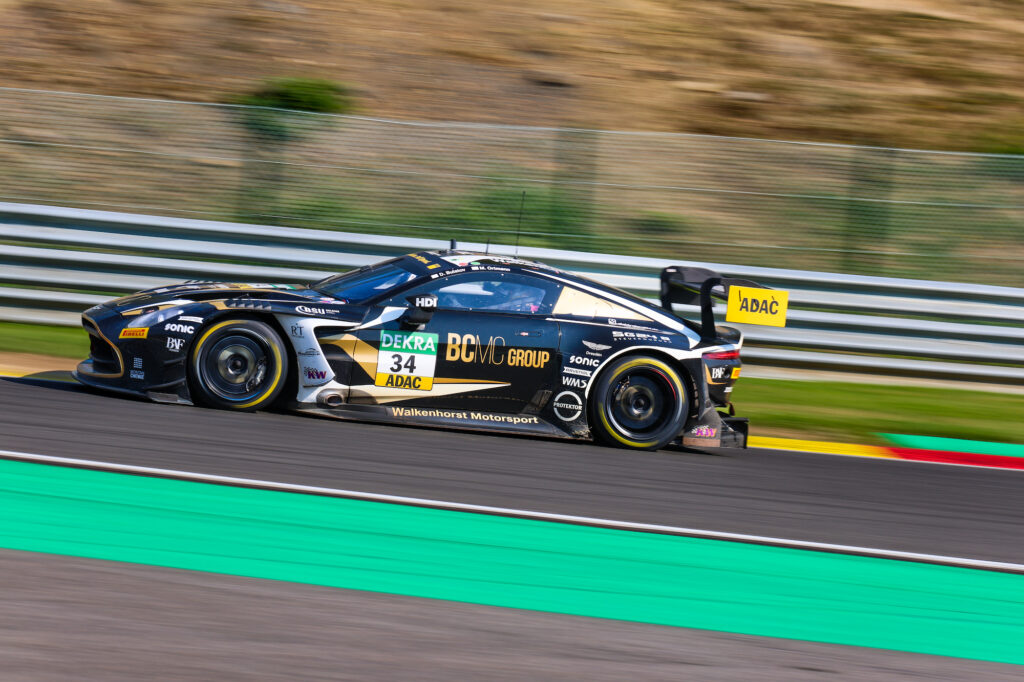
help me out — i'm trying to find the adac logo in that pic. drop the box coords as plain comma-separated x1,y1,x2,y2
725,286,788,328
119,327,149,339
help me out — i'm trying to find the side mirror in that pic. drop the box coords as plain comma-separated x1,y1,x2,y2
400,294,437,329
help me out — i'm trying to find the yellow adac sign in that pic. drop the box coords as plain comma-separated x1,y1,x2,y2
726,286,788,327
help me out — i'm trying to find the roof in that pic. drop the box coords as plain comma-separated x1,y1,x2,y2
396,250,558,277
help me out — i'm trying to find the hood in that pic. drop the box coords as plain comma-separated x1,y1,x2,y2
106,282,321,312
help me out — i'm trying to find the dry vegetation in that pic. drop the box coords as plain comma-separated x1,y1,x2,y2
0,0,1021,150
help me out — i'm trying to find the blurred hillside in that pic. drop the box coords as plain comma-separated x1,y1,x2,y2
0,0,1021,151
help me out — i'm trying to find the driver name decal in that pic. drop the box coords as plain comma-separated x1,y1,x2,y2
375,331,438,390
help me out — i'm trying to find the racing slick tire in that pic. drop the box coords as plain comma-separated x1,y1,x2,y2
589,354,689,451
189,318,288,411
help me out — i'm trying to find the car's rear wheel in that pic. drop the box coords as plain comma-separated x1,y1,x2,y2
189,318,288,411
589,355,688,450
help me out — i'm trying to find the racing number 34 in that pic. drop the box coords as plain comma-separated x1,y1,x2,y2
390,354,417,373
375,331,438,390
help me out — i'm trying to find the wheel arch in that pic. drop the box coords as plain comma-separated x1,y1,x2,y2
187,311,296,409
586,347,699,420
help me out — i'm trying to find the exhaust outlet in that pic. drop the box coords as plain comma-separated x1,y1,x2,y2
317,391,345,408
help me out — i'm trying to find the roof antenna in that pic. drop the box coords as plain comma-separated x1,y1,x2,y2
449,238,457,250
485,238,490,255
514,190,526,256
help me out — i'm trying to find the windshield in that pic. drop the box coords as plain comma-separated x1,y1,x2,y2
311,262,417,303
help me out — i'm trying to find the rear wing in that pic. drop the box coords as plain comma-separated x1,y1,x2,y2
659,266,788,342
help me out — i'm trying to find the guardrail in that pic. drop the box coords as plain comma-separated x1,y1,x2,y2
2,201,1023,383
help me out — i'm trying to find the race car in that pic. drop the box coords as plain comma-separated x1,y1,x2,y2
75,250,787,450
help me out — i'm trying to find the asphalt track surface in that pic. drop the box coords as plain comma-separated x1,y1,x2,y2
3,377,1023,563
5,549,1022,682
3,376,1024,679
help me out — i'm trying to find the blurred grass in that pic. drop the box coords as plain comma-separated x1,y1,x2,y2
0,321,87,358
736,378,1024,445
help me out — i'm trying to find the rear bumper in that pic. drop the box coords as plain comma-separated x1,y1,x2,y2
720,417,749,448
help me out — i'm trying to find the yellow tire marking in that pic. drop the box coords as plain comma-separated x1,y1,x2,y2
193,320,283,410
597,357,683,449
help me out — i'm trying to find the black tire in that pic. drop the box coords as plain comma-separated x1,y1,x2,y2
189,318,288,411
589,354,689,450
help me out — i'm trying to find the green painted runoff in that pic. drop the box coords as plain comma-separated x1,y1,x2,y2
882,433,1024,458
1,458,1023,664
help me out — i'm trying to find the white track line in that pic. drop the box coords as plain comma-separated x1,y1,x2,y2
2,448,1022,574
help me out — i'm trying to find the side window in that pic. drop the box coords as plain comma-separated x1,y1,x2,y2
551,286,655,322
389,273,562,315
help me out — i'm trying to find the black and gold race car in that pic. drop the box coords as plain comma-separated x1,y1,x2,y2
75,250,787,450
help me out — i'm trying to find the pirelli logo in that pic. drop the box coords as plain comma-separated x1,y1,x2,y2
726,286,788,327
119,327,149,339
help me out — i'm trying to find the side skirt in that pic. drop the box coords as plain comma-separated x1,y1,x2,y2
293,402,577,440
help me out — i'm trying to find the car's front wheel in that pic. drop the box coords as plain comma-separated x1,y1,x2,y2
189,318,288,411
589,355,689,450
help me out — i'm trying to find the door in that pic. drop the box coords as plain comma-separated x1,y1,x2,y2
351,271,562,414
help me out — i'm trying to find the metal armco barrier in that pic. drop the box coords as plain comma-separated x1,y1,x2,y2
2,202,1022,383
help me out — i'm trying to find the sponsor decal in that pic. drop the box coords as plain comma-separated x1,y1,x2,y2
582,341,611,352
375,331,439,391
690,426,717,438
164,323,195,334
129,369,145,380
568,355,600,368
710,366,728,380
297,347,321,356
445,333,550,369
552,391,583,422
469,265,511,272
296,305,329,316
562,366,592,377
409,253,433,266
388,407,540,425
411,295,437,309
562,376,587,389
304,367,328,381
178,316,204,324
166,337,184,353
731,367,741,379
726,286,789,327
611,330,670,343
132,357,143,369
608,319,660,332
290,324,304,338
119,327,149,339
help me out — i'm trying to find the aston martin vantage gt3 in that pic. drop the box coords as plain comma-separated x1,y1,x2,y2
75,250,787,450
